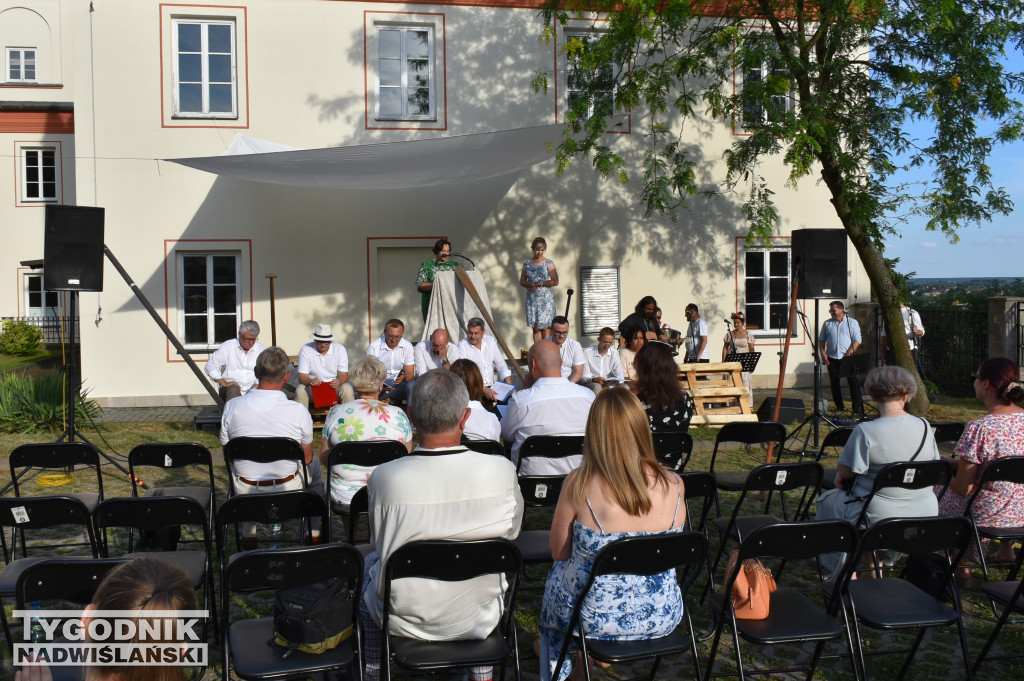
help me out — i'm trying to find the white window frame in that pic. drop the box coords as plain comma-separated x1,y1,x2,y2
177,252,242,350
6,47,37,83
743,246,792,334
564,33,620,120
171,18,237,119
21,147,58,203
374,25,436,121
740,37,795,126
23,272,60,317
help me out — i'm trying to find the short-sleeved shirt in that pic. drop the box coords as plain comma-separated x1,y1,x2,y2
582,345,624,383
366,336,416,381
322,399,413,505
297,341,349,382
220,389,313,479
684,318,709,360
547,336,585,379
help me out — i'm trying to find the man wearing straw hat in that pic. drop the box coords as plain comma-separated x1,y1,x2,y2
295,323,355,408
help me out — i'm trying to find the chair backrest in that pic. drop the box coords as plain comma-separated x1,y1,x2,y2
722,462,823,530
519,476,565,508
9,443,104,498
224,543,363,592
966,455,1024,514
327,440,408,468
16,558,128,609
816,427,854,461
854,459,954,528
94,496,211,552
679,471,715,533
516,435,585,474
709,421,786,472
929,422,966,445
738,519,858,563
590,531,707,580
0,496,98,558
652,431,694,472
216,490,330,554
461,438,507,457
223,436,309,485
127,442,215,496
385,537,522,583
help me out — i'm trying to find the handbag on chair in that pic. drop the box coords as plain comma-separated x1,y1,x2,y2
727,550,778,620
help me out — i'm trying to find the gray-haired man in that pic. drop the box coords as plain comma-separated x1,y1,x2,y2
205,320,267,402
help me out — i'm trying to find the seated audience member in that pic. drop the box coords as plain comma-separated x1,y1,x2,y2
204,320,266,402
366,318,416,402
548,316,585,383
449,359,502,441
501,340,595,475
319,356,414,510
16,555,198,681
296,323,355,408
635,342,694,432
619,326,646,383
220,346,317,542
581,327,624,394
539,387,686,681
415,328,461,376
361,370,523,681
457,317,513,401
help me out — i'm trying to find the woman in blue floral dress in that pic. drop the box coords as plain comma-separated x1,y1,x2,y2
318,356,413,508
520,236,559,342
539,387,685,681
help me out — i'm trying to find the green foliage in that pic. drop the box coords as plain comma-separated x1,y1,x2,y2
913,278,1024,311
0,320,44,356
0,372,102,434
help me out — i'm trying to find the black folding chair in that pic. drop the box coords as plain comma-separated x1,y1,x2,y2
93,496,217,638
221,543,363,681
514,476,566,566
515,435,585,476
825,516,974,681
706,421,787,516
962,455,1024,582
222,436,309,497
380,539,522,681
461,438,507,457
806,426,854,491
652,431,694,472
705,520,859,681
0,496,98,653
851,459,954,530
972,545,1024,673
128,442,217,517
551,532,707,681
326,440,408,541
679,471,717,592
708,462,823,583
930,421,966,448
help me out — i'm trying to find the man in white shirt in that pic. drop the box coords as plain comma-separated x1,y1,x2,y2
219,347,315,540
365,318,416,402
881,300,926,365
295,323,355,408
501,340,595,475
414,328,461,376
362,369,523,681
457,317,512,401
548,315,585,383
683,303,710,362
581,326,624,394
204,320,266,402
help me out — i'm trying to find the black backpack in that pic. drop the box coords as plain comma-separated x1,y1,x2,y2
271,580,355,658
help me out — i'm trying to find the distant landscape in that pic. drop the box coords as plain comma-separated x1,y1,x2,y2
909,276,1024,300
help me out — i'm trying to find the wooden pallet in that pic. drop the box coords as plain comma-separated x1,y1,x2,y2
677,361,756,426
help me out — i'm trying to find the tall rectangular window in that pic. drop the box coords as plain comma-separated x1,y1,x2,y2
741,38,794,125
179,253,240,348
744,247,791,331
22,147,57,202
375,26,435,121
6,48,36,82
172,19,237,118
565,35,618,119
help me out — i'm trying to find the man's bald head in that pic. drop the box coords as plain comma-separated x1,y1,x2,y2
430,328,450,347
529,340,562,378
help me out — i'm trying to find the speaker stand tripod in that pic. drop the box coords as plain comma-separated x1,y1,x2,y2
787,299,840,455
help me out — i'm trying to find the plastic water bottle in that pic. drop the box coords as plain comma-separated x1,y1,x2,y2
269,523,283,548
29,601,44,643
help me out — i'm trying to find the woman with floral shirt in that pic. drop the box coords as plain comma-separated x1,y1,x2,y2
415,238,460,321
319,355,413,507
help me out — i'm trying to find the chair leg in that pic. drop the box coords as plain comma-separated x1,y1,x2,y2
896,628,927,681
955,611,975,681
1,597,16,655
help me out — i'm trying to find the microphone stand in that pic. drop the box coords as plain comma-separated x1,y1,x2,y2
449,252,476,268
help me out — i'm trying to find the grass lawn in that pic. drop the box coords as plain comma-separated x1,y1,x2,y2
0,396,1022,680
0,349,62,374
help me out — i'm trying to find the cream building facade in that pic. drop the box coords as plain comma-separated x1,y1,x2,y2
0,0,869,406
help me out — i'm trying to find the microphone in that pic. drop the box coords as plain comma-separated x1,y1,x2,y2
724,319,733,324
449,252,476,267
794,309,807,318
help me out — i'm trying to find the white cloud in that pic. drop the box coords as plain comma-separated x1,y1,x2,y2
982,235,1020,245
921,241,938,248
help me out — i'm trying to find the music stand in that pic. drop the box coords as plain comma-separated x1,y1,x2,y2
724,352,761,374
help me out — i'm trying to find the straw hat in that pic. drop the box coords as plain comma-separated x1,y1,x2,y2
310,323,335,341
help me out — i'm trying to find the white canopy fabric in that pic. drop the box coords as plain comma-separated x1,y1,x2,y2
166,122,586,189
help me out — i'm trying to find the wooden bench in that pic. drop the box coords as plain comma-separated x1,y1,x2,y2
676,361,756,426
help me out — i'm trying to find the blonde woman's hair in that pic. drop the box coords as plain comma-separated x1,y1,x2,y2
569,387,671,516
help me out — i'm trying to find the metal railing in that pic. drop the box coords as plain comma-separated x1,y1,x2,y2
1017,301,1024,369
918,309,988,396
1,315,79,344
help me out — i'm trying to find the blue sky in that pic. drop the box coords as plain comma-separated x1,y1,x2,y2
881,51,1024,279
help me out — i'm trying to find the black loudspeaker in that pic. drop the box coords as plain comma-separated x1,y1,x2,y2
757,397,806,424
44,205,105,292
791,228,847,299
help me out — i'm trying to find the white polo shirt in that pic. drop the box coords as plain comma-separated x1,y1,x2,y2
297,341,349,382
204,337,267,394
366,336,416,382
548,336,586,379
219,389,313,480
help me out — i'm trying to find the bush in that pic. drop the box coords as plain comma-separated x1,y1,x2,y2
0,371,102,434
0,320,44,356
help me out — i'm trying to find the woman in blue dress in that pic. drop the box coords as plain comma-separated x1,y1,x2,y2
520,236,559,342
539,387,686,681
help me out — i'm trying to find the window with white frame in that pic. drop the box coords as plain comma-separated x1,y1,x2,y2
172,18,237,118
744,246,791,331
565,34,619,119
6,48,36,83
21,147,57,202
24,273,59,317
375,25,435,121
741,37,794,126
178,253,241,349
